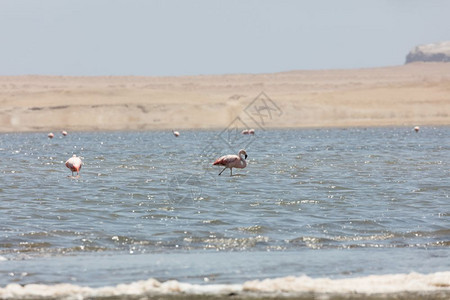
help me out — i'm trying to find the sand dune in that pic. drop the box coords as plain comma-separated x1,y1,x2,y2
1,62,449,132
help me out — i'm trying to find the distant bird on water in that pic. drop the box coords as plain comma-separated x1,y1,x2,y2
213,149,248,176
48,132,54,139
61,130,68,136
173,130,180,137
242,129,255,135
66,155,83,176
414,126,420,132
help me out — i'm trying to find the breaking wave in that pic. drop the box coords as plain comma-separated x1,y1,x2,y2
1,272,449,299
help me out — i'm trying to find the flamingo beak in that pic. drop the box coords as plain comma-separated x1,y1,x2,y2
245,154,248,159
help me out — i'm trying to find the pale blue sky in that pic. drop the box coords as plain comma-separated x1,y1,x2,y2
1,0,449,76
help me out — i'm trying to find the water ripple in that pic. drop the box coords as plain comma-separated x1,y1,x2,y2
0,128,449,257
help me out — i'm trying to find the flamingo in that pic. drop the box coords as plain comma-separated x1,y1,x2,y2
173,130,180,137
213,149,248,176
248,129,255,134
48,132,54,139
61,130,68,136
66,155,83,176
241,129,249,135
414,126,420,132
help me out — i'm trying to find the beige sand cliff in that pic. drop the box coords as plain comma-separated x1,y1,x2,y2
0,62,449,132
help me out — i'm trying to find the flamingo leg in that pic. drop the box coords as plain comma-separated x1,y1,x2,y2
218,167,227,176
230,168,233,176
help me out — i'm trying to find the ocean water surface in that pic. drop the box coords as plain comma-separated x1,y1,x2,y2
0,127,449,297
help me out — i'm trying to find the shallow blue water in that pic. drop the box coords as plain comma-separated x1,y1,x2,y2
0,127,449,287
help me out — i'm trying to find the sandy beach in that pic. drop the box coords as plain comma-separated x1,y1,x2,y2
0,62,449,133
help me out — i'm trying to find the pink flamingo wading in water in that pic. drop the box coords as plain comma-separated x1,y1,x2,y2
66,155,83,176
213,149,248,176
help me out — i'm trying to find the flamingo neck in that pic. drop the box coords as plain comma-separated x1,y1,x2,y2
239,154,247,167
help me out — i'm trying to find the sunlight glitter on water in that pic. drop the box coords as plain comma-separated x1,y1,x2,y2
0,127,449,295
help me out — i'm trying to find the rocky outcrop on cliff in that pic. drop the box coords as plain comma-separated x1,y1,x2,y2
405,41,450,63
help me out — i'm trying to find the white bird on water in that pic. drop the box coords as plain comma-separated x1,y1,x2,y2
65,155,83,176
213,149,248,176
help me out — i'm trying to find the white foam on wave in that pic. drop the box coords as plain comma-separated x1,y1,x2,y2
243,272,450,294
0,272,449,299
0,279,241,299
